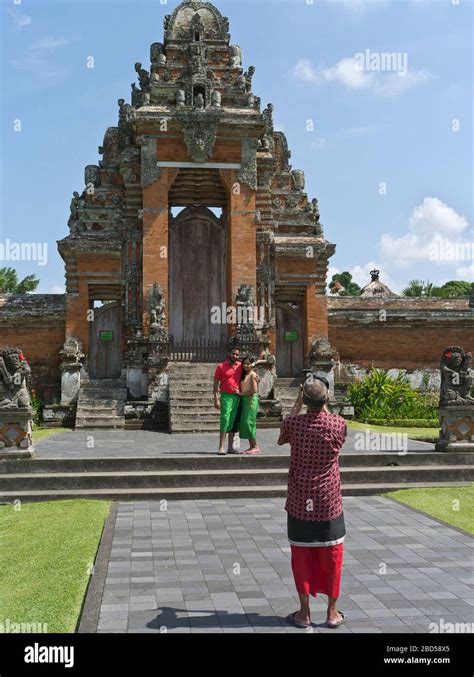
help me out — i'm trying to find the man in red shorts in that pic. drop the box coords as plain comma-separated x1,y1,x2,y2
213,347,242,455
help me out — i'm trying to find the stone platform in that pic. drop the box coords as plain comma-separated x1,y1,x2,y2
0,429,472,504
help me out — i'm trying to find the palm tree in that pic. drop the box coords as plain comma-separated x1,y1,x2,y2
0,267,40,293
401,280,435,297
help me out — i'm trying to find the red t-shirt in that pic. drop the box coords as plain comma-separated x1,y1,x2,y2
279,411,347,522
214,360,243,394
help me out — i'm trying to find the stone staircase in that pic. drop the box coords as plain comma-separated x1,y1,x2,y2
0,452,472,503
169,363,220,433
75,379,127,430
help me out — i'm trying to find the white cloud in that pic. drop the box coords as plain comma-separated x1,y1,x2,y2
9,10,32,30
379,197,471,268
50,284,66,294
30,37,69,50
293,57,432,97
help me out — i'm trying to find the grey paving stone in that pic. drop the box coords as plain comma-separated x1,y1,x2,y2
94,495,470,634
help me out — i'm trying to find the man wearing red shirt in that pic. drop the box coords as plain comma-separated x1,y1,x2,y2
213,347,243,455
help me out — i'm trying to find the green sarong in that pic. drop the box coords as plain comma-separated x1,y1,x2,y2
220,392,240,433
239,394,259,440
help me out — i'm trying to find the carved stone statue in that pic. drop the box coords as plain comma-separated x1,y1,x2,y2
436,346,474,452
176,89,186,106
194,92,205,109
244,66,255,93
307,197,320,224
0,348,31,410
211,90,221,107
150,42,167,65
440,346,474,406
69,191,82,222
134,62,150,91
236,284,255,336
149,283,166,336
229,45,242,67
292,170,305,191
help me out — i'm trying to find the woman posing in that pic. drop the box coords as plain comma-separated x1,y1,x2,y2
237,356,260,455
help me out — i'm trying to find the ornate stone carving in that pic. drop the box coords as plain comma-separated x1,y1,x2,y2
149,282,167,337
84,165,101,188
229,45,242,67
437,346,474,452
440,346,474,406
60,338,84,406
194,92,205,109
135,62,150,91
238,138,258,190
211,90,221,107
292,170,305,191
150,42,167,65
139,136,162,188
176,89,186,106
178,111,219,163
307,337,336,399
236,284,256,336
0,348,31,411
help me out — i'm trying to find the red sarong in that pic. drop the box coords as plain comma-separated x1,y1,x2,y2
291,543,343,598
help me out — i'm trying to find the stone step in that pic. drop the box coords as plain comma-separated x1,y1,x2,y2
79,389,127,399
81,379,126,388
0,465,471,491
2,453,471,474
0,481,470,503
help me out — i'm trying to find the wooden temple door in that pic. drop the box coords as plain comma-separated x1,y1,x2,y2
169,207,227,344
276,302,304,377
88,301,122,378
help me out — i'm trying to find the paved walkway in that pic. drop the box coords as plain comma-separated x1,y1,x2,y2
36,429,434,458
93,496,473,633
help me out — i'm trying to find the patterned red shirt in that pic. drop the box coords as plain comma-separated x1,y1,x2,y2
279,411,347,522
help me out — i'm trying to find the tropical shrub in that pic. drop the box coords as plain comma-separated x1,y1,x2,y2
349,369,438,422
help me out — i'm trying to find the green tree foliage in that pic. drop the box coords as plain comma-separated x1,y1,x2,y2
402,279,472,298
0,267,40,293
329,271,362,296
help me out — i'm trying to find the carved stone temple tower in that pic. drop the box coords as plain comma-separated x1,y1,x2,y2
57,0,336,430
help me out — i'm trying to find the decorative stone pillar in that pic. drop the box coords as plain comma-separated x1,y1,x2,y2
60,337,84,405
307,337,336,400
435,346,474,452
0,347,35,458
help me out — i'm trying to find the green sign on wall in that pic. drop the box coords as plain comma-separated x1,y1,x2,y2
285,331,298,342
99,330,114,342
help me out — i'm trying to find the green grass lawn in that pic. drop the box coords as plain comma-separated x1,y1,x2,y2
347,420,438,440
385,485,474,534
33,427,73,442
0,500,111,633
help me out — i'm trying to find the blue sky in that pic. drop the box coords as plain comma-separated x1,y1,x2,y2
1,0,472,294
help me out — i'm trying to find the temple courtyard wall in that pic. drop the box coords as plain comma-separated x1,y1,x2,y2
1,293,472,403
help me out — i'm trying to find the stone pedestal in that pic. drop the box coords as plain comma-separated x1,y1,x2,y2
0,408,35,458
59,338,84,405
60,363,82,405
436,405,474,452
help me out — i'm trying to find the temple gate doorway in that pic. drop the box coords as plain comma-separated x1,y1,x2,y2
88,301,122,378
276,301,304,377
